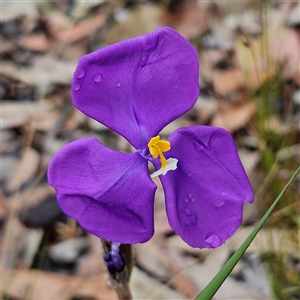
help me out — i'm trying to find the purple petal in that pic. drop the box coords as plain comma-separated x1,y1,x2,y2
159,126,254,248
48,138,156,244
72,27,199,149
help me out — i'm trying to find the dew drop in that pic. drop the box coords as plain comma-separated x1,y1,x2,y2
205,233,221,248
184,197,189,204
76,68,85,79
116,81,121,87
188,173,192,178
191,214,197,224
73,82,81,91
191,197,195,203
93,73,102,83
188,193,193,199
213,200,225,208
184,208,192,216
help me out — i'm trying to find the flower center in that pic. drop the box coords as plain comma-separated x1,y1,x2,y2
148,136,170,168
148,136,178,178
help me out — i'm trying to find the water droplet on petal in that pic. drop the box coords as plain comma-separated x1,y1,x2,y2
73,82,81,91
191,198,195,203
205,233,221,248
213,200,225,208
188,173,192,178
188,193,193,199
116,81,121,87
76,68,85,78
191,214,197,224
184,197,189,203
93,73,102,82
184,208,192,216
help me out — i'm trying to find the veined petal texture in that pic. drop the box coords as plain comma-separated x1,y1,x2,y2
48,138,156,244
72,27,199,149
160,126,254,248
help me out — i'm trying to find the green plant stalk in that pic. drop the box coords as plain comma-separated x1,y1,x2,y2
195,166,300,300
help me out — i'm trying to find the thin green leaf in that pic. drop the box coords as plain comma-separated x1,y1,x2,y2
195,166,300,300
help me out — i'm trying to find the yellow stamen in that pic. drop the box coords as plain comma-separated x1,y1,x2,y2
148,136,170,168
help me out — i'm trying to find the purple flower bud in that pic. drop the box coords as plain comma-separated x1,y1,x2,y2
103,243,124,274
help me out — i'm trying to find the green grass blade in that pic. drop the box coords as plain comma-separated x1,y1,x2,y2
195,166,300,300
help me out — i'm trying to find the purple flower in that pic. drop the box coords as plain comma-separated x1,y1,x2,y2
48,27,253,248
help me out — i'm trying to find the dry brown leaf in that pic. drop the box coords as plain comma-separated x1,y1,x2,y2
211,101,255,132
165,2,210,39
130,267,187,300
44,11,73,36
55,41,87,61
162,248,199,299
134,237,172,281
103,4,163,45
17,34,51,52
6,147,40,191
213,69,246,97
33,108,60,131
2,269,117,300
1,57,76,95
55,11,107,44
19,184,55,211
1,112,30,129
0,100,54,130
1,217,32,269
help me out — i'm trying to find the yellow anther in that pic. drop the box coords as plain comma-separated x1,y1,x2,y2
148,136,170,168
